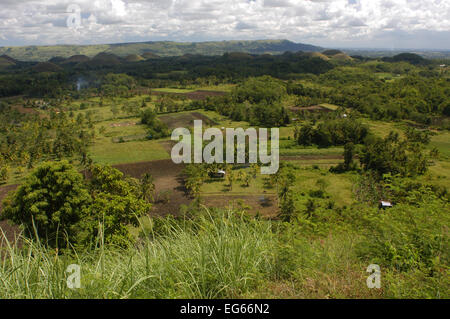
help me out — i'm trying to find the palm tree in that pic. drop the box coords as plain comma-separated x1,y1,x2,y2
226,170,236,191
278,180,290,205
237,170,245,182
244,173,251,187
250,164,259,179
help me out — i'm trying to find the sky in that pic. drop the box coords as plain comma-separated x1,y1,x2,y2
0,0,449,50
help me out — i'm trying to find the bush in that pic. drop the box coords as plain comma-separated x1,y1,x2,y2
360,132,429,177
295,119,369,147
2,162,150,248
0,165,9,182
141,109,170,139
356,201,449,275
1,161,91,247
232,76,286,104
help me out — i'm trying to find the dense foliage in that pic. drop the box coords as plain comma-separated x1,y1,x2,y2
0,103,94,169
0,201,447,298
1,161,150,248
360,132,430,177
140,108,170,139
1,161,90,247
294,118,370,147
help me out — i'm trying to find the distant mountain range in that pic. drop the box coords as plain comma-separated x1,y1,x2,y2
0,49,362,73
0,40,323,62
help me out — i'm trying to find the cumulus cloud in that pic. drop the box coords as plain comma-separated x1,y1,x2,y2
0,0,448,49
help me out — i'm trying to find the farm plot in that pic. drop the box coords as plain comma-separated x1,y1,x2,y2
90,139,170,165
158,111,217,129
113,159,191,216
202,194,279,217
12,105,44,117
152,89,227,101
289,105,334,113
90,117,170,164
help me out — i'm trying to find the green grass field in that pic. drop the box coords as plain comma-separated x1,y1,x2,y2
194,84,235,92
89,117,170,164
430,131,450,158
289,168,355,207
89,139,170,165
280,146,343,157
362,118,405,138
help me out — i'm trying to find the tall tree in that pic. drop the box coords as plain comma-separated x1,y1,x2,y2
1,161,91,247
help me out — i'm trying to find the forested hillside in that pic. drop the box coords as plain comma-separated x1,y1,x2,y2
0,40,323,62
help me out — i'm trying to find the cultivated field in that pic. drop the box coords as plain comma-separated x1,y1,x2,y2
1,92,449,221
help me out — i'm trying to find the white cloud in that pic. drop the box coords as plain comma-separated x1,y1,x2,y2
0,0,448,49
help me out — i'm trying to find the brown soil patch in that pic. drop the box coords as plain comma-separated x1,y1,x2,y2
202,194,279,217
113,159,183,180
152,90,227,101
12,105,42,116
185,91,227,100
0,220,21,247
159,111,217,130
0,184,17,202
112,159,191,216
191,112,218,125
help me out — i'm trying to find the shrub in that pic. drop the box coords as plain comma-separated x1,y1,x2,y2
232,76,286,104
1,161,91,247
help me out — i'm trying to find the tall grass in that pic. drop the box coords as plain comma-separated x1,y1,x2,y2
1,205,447,299
0,209,275,299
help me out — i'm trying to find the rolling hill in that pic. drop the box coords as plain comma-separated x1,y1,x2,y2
62,54,90,64
0,40,323,62
0,55,16,68
31,62,63,73
124,54,145,62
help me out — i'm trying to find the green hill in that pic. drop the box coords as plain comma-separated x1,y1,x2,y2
48,56,66,63
141,52,161,60
31,62,63,73
0,56,16,68
124,54,145,62
331,53,353,61
322,49,344,57
303,52,330,61
0,40,323,62
82,52,122,68
62,54,90,64
0,54,17,63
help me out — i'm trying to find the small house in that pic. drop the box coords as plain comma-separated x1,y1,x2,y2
209,170,226,178
379,201,393,210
